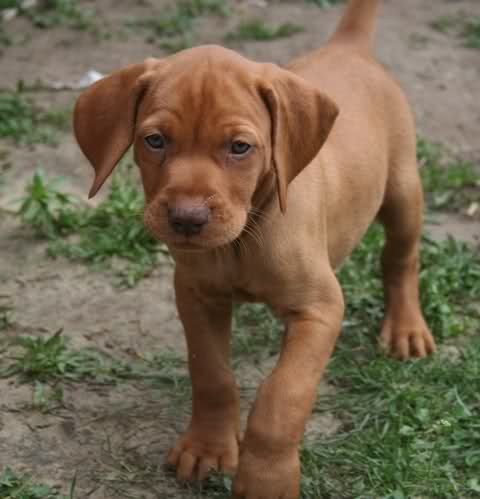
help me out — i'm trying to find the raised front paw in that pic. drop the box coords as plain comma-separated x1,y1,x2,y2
380,314,436,360
231,447,301,499
167,426,239,481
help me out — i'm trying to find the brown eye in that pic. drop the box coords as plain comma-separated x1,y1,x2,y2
145,133,165,150
230,141,251,156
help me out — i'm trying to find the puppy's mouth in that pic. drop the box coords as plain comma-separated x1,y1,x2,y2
144,217,247,252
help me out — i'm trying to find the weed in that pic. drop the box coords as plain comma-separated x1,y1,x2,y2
226,20,303,42
0,329,190,397
463,17,480,49
127,0,230,52
0,88,71,145
25,0,95,31
0,297,13,329
431,13,480,49
17,168,80,238
417,136,479,210
17,165,167,287
0,0,18,8
32,381,64,413
232,303,282,360
0,466,73,499
0,24,13,46
305,0,344,7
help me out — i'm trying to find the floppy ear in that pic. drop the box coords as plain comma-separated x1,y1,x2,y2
73,59,160,198
258,64,339,213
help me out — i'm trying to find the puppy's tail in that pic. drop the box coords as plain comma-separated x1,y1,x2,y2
327,0,381,55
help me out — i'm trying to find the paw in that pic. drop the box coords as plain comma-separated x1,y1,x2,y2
380,315,436,360
167,427,239,481
231,448,301,499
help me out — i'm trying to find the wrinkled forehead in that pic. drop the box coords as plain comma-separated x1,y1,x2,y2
138,50,267,135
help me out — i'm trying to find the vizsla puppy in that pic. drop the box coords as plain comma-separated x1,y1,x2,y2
74,0,436,497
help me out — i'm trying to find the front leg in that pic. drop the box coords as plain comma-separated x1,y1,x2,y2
168,269,240,481
233,272,344,499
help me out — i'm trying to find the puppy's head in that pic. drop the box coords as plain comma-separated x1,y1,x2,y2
74,46,338,251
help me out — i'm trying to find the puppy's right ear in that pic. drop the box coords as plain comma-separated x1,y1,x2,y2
74,59,160,198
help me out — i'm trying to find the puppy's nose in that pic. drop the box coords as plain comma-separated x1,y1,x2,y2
167,205,210,236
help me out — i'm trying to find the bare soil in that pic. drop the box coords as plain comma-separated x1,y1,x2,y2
0,0,479,497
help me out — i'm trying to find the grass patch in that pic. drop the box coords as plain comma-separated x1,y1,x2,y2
17,165,167,287
431,13,480,49
303,334,480,498
305,0,344,7
417,136,479,211
0,329,190,394
0,297,13,329
24,0,95,30
232,303,282,361
126,0,230,53
0,466,75,499
0,87,71,145
226,20,303,42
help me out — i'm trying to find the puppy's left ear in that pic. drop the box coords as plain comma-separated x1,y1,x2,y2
258,64,339,213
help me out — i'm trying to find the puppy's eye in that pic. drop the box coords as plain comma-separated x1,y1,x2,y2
230,141,251,156
145,133,166,150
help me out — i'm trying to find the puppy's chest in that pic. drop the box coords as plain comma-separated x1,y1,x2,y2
223,253,294,308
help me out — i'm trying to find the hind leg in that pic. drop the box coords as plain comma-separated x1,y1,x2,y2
378,161,436,360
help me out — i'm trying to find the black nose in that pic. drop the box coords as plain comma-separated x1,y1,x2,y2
168,205,210,236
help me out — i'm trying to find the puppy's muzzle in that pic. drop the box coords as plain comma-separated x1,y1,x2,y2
167,204,210,236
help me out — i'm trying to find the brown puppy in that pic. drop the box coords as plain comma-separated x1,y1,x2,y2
74,1,436,497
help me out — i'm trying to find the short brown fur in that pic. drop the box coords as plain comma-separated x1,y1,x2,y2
74,1,436,497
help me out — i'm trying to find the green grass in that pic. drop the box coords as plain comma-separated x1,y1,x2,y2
0,467,76,499
0,88,71,145
17,165,167,287
0,298,13,329
0,329,190,397
0,0,18,8
24,0,95,30
431,13,480,49
126,0,230,52
305,0,344,7
226,20,303,42
302,336,480,498
417,136,479,210
463,17,480,49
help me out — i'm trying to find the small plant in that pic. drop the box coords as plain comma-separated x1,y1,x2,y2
17,168,79,238
0,330,190,395
32,381,64,413
0,466,74,499
417,136,479,210
232,303,282,360
0,298,13,329
0,88,71,145
305,0,344,7
0,329,135,383
431,13,480,49
0,0,19,8
25,0,95,30
126,0,230,52
226,20,303,42
18,165,167,287
463,17,480,48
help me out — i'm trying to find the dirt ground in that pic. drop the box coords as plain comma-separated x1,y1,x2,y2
0,0,479,498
